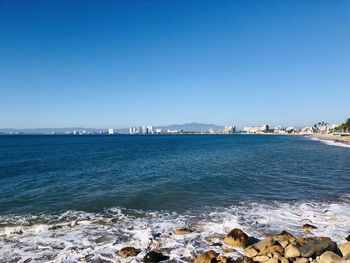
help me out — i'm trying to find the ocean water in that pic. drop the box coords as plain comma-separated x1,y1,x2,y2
0,134,349,262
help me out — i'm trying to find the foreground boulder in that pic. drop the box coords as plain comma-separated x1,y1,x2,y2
118,247,141,258
318,251,342,263
284,244,300,258
223,228,250,248
144,251,169,262
339,241,350,257
299,239,337,258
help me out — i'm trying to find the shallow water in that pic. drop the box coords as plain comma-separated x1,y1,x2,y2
0,134,349,262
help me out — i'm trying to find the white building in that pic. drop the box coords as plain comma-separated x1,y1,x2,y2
108,128,114,135
223,126,236,134
129,125,154,134
243,124,269,134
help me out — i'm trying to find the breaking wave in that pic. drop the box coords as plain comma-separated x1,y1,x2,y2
308,136,350,148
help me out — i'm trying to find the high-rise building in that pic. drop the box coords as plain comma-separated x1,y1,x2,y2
223,126,236,134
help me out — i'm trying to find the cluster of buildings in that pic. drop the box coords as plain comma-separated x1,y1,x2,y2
273,123,337,135
243,124,269,134
129,126,162,134
64,130,106,135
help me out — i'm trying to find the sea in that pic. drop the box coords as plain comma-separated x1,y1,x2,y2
0,134,349,262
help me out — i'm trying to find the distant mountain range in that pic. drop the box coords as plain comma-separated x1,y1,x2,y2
0,123,225,134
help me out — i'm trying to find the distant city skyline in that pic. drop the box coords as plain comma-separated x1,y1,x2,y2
1,1,349,129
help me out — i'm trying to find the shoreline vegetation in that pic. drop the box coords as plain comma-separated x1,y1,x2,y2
119,227,350,262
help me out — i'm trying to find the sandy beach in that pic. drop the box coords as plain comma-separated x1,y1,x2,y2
312,133,350,145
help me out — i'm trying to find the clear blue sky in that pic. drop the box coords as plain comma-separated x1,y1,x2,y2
1,0,349,129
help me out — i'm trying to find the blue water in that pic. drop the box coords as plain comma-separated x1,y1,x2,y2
0,134,350,215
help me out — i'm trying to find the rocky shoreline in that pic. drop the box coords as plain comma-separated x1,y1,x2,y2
117,226,350,263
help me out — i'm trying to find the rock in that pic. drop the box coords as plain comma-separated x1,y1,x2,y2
223,228,250,248
273,231,296,248
339,241,350,257
259,245,283,256
295,237,310,246
216,255,233,263
299,239,337,258
244,246,258,258
174,228,193,235
318,251,342,263
252,255,269,262
95,235,111,244
265,259,279,263
118,247,141,258
194,250,218,263
253,237,274,252
279,257,289,263
293,258,308,263
144,251,169,263
233,256,254,263
302,224,317,230
284,244,300,258
346,235,350,242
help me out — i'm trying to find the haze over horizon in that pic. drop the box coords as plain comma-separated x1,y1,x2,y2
1,1,349,129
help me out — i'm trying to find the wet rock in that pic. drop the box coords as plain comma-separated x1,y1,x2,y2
233,256,254,263
346,235,350,242
95,235,111,244
194,250,218,263
339,241,350,257
299,239,337,258
212,242,222,247
318,251,342,263
284,244,300,258
302,224,317,230
144,251,169,262
118,247,141,258
174,228,193,235
223,228,249,248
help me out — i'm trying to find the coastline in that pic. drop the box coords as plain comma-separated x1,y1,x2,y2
311,133,350,145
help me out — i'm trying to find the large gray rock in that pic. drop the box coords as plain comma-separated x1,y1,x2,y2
299,239,337,258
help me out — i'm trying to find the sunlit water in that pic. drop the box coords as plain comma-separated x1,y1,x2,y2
0,134,349,262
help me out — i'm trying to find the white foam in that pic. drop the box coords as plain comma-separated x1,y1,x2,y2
0,200,349,262
308,136,350,148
